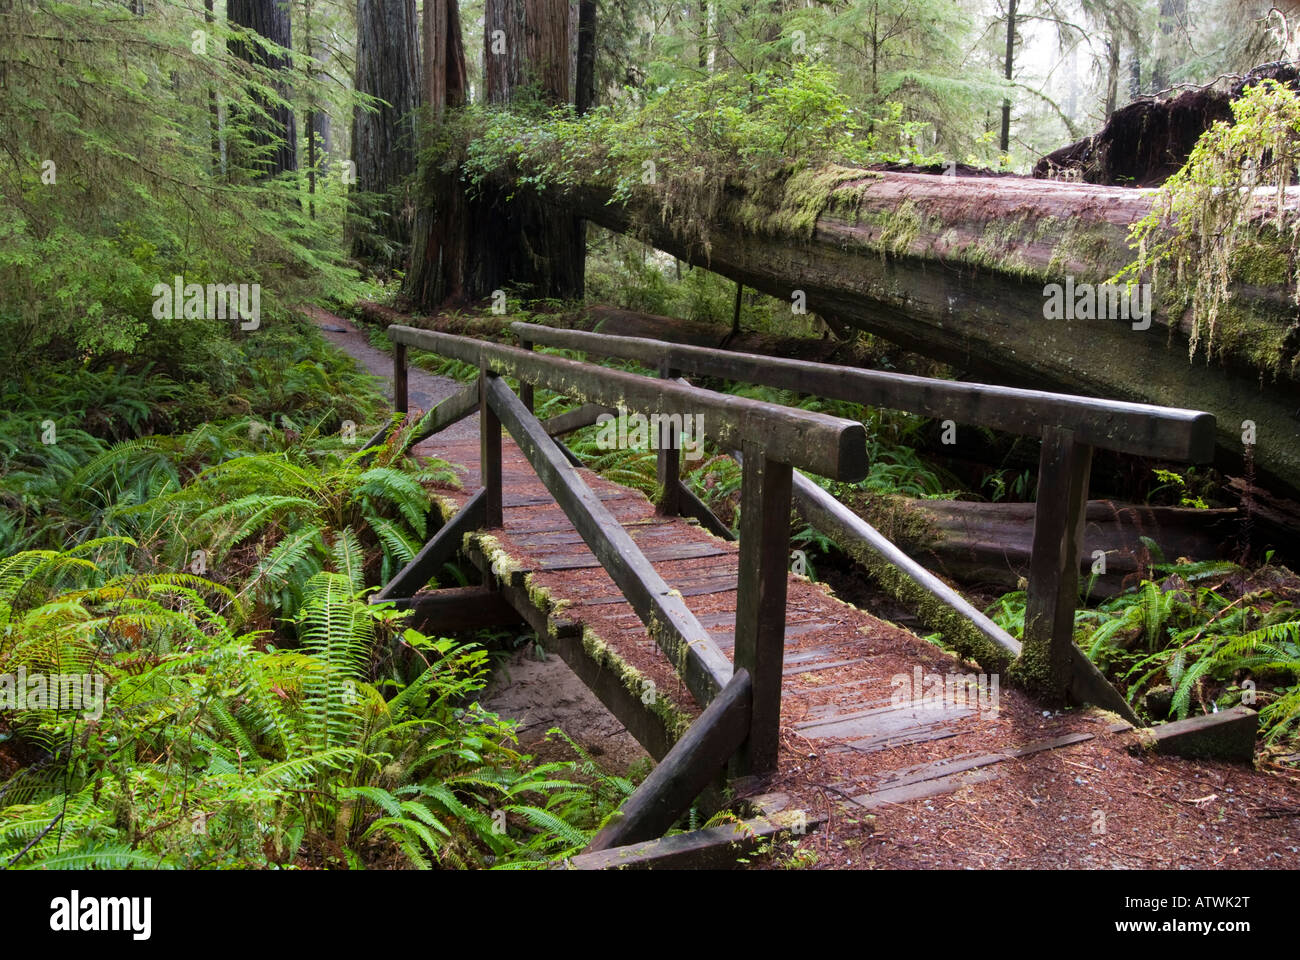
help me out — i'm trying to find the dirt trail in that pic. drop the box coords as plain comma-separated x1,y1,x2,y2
300,306,648,773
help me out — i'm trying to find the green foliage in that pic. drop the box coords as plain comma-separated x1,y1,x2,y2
989,555,1300,748
1115,79,1300,373
0,551,619,869
451,61,945,258
0,0,368,373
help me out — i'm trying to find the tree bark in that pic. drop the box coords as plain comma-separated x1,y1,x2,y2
575,0,596,115
352,0,422,263
888,499,1239,597
205,0,221,175
228,0,296,176
1104,30,1121,120
405,0,469,307
469,0,583,301
497,165,1300,496
1000,0,1016,154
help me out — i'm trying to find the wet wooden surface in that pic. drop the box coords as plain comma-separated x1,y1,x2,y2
412,428,1120,811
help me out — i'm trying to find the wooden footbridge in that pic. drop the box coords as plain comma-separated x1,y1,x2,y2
364,320,1256,868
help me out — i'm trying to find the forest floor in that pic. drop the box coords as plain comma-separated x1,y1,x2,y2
301,305,650,775
303,305,1300,870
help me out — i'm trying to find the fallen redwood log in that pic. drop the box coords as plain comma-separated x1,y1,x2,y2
501,165,1300,497
357,299,950,379
891,498,1240,597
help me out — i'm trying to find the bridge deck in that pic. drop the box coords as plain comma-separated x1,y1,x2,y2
309,308,1300,867
412,428,1123,828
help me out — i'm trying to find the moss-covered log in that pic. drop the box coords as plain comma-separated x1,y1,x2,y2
891,497,1239,596
511,167,1300,496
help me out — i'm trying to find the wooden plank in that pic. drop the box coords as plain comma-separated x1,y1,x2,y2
732,443,793,775
480,372,503,528
360,418,397,453
565,808,817,870
399,586,524,631
533,541,731,571
1134,705,1257,762
517,335,534,413
1022,426,1092,697
388,325,869,480
676,482,735,541
393,342,408,414
542,403,615,437
484,375,734,704
795,700,975,750
463,542,683,760
843,728,1121,809
509,519,677,548
788,461,1140,723
783,658,864,676
497,487,646,507
584,669,753,852
510,322,1217,462
656,361,682,517
399,381,480,452
848,766,1004,809
789,465,1022,666
554,438,585,469
571,573,739,606
370,490,487,604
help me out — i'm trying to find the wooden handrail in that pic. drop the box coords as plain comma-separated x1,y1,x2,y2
509,322,1217,461
387,325,869,481
504,321,1210,710
484,373,734,704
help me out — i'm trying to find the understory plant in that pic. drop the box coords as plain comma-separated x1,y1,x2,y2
0,547,618,868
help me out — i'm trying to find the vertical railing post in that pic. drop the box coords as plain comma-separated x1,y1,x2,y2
480,368,503,529
518,338,534,414
732,441,793,775
1022,425,1092,698
393,342,408,415
656,360,681,517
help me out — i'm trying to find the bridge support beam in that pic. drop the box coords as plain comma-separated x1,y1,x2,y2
371,489,487,604
655,361,681,518
393,342,408,414
584,669,753,852
480,370,503,528
733,443,793,776
1020,427,1092,699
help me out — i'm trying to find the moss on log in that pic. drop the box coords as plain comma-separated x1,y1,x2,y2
516,166,1300,496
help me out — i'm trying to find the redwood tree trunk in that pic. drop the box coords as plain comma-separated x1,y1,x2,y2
228,0,296,176
406,0,584,308
469,0,584,301
575,0,597,115
405,0,470,307
352,0,422,264
1000,0,1016,154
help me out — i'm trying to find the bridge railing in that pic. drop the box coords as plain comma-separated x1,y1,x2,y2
508,321,1217,713
384,325,868,804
